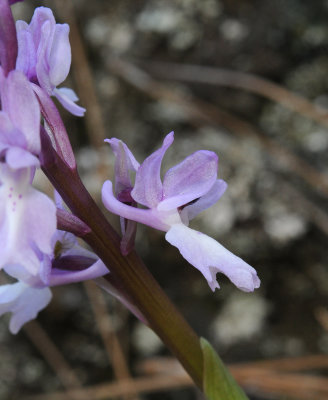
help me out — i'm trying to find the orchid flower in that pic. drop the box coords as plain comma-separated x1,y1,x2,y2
0,228,108,334
102,132,260,292
15,7,85,116
0,164,57,276
0,69,41,167
0,69,57,275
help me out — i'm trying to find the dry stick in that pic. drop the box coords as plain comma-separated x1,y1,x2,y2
127,61,328,237
23,366,328,400
23,373,193,400
279,181,328,237
139,355,328,399
106,57,328,199
23,321,89,400
315,307,328,333
138,353,328,375
49,0,106,148
233,354,328,373
235,371,328,400
84,281,140,400
151,65,328,240
247,372,328,399
146,61,328,128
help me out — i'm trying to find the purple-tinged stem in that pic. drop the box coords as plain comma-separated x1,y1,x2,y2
40,127,204,389
0,0,18,75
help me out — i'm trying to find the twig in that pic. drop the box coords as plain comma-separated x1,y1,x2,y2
23,321,84,398
106,57,328,199
145,61,328,129
279,181,328,237
84,281,140,400
22,373,194,400
315,307,328,333
139,354,328,375
23,359,328,400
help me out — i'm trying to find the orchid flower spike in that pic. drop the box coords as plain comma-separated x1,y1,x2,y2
102,132,260,292
15,7,85,116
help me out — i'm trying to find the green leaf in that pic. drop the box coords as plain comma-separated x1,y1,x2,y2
200,338,249,400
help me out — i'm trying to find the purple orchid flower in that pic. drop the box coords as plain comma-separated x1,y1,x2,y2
0,229,109,334
0,164,57,276
15,7,85,116
0,68,41,167
102,132,260,292
0,68,57,276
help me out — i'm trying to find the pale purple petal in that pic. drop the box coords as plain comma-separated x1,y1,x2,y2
35,19,53,93
165,224,260,292
48,24,71,86
6,147,40,169
131,132,174,208
102,180,174,231
56,87,78,101
1,70,40,154
0,111,27,150
54,87,86,117
0,165,57,275
4,260,50,288
105,137,140,195
4,263,37,284
0,282,52,334
29,7,55,54
158,150,218,211
16,21,36,79
180,179,227,223
49,259,108,286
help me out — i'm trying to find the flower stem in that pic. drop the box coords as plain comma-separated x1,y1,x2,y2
40,131,204,388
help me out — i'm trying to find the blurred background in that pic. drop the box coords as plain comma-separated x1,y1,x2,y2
1,0,328,399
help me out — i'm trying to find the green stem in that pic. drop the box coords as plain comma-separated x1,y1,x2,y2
41,133,204,388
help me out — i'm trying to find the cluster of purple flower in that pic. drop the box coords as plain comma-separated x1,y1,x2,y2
0,3,106,333
0,1,259,334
